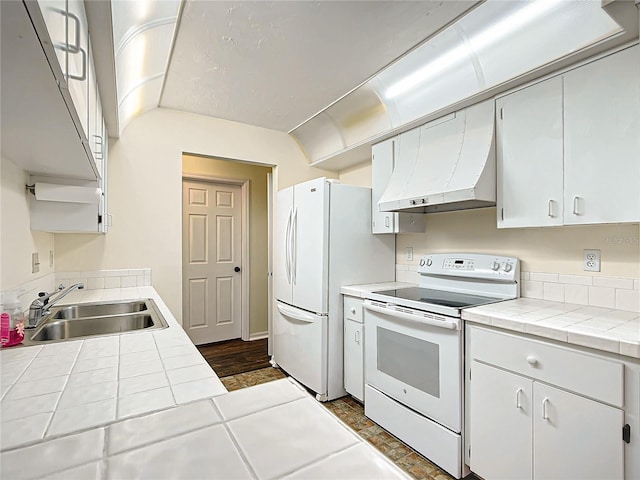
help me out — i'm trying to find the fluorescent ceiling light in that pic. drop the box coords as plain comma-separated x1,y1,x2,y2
384,0,562,99
111,0,181,133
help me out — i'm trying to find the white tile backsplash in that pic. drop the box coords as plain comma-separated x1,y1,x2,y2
522,271,639,313
593,277,635,290
543,282,564,302
558,274,593,286
87,277,105,290
522,280,543,299
530,272,559,283
616,289,640,312
54,269,152,291
564,284,589,305
588,286,616,309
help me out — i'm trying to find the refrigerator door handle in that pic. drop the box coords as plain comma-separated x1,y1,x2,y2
285,207,293,284
292,208,298,285
277,302,316,324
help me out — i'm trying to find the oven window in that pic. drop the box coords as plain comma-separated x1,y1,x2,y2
376,326,440,398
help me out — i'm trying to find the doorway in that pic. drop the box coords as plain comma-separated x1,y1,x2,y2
181,154,273,346
182,179,245,344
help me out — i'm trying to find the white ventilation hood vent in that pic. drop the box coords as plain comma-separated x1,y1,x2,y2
291,0,632,170
379,100,495,214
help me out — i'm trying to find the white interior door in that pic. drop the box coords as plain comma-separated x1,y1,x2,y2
182,180,243,345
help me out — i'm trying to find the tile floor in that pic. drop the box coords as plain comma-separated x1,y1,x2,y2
221,367,457,480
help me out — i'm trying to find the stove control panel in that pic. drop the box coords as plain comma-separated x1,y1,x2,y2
417,253,520,282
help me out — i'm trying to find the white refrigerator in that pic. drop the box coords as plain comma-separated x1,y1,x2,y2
272,177,395,401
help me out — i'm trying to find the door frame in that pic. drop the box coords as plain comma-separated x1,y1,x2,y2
182,174,250,341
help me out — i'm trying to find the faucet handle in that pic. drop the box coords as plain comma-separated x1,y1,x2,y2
38,291,48,305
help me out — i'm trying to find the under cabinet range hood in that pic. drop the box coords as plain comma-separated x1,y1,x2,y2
378,100,495,214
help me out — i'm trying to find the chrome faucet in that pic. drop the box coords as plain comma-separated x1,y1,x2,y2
26,283,84,329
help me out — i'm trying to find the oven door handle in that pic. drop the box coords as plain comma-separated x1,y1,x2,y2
363,301,458,330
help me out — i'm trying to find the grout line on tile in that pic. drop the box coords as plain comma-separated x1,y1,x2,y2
41,343,83,439
220,422,260,480
152,333,178,406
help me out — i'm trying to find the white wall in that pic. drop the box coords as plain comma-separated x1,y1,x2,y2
55,108,336,321
0,156,55,294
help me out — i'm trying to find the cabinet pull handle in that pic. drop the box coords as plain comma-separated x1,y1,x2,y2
350,307,357,315
526,355,538,366
572,196,581,215
547,200,554,218
355,330,360,345
515,388,523,409
65,10,82,53
542,397,550,420
68,47,87,81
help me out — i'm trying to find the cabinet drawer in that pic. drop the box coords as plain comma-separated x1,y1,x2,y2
344,296,363,323
469,325,623,407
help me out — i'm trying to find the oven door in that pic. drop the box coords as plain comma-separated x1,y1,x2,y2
364,300,462,432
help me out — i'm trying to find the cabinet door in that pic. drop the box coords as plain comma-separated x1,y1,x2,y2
87,40,103,174
497,77,564,228
37,0,67,84
371,139,396,234
563,45,640,225
344,317,364,402
533,382,623,480
469,361,533,480
65,0,90,140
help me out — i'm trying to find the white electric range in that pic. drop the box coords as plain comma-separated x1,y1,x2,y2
363,253,520,479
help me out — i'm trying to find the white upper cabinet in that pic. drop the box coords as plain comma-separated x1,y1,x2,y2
0,0,103,181
563,45,640,225
371,138,425,234
37,0,67,84
497,45,640,228
497,77,564,228
65,0,90,142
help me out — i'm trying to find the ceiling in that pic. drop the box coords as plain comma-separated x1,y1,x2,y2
159,0,479,132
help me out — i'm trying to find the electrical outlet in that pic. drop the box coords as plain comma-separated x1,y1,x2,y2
406,247,413,261
584,249,601,272
32,252,40,273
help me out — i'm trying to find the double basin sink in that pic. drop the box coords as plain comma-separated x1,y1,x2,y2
25,298,168,345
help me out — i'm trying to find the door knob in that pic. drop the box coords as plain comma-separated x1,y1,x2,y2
234,266,241,272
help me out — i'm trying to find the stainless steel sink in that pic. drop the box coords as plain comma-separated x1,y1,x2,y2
51,300,148,319
25,299,168,344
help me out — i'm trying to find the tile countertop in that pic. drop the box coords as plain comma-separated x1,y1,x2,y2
1,287,410,480
341,282,416,298
463,298,640,359
341,282,639,359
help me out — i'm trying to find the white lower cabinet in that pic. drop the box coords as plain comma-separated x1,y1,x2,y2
343,295,364,402
533,382,623,480
470,361,623,480
467,325,626,480
469,362,532,480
